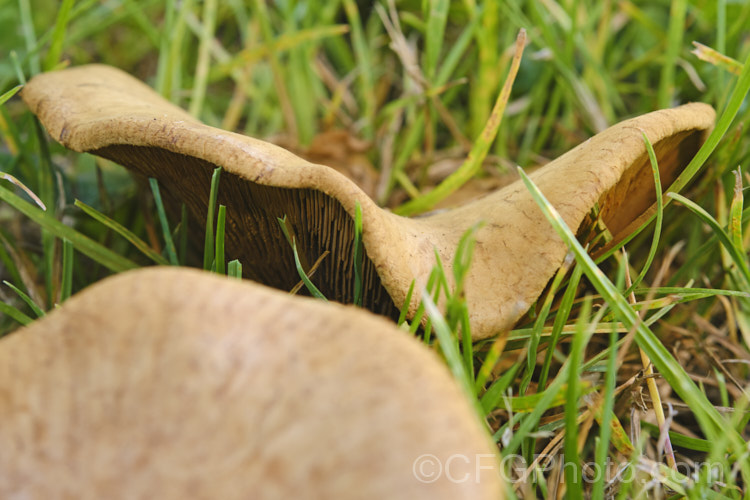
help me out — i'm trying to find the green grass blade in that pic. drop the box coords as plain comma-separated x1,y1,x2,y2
253,0,298,141
204,167,221,270
214,204,226,275
669,47,750,195
564,296,592,500
668,192,750,285
18,0,40,75
591,325,620,499
422,291,481,412
291,238,327,301
538,262,583,390
3,280,44,318
227,259,242,279
148,178,178,265
521,255,571,394
424,0,449,82
188,0,218,117
729,169,744,251
625,133,664,294
0,301,33,327
503,362,570,454
42,0,75,71
480,363,521,414
657,0,687,108
0,183,138,273
75,199,169,265
342,0,375,139
155,0,176,96
397,280,416,326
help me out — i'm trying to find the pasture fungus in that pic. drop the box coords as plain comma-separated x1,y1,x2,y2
22,65,715,339
0,267,503,499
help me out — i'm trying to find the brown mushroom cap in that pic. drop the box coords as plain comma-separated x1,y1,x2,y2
22,65,715,339
0,267,503,499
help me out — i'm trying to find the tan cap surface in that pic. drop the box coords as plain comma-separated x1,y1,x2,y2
22,65,715,338
0,267,503,499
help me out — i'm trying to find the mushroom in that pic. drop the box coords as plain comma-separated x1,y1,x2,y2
0,267,503,499
22,65,715,339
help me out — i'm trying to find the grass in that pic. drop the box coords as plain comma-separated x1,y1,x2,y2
2,1,750,497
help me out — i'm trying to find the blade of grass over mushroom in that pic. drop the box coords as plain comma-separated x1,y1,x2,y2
447,225,481,376
422,292,479,410
203,167,221,271
148,178,178,266
74,200,169,266
0,86,22,107
277,215,326,300
397,280,415,327
227,259,242,279
352,201,364,307
3,281,44,318
0,183,138,273
214,204,226,275
517,167,750,477
395,28,526,216
291,238,326,301
624,133,664,295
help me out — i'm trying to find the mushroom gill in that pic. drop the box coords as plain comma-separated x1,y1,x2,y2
0,267,503,499
22,64,715,339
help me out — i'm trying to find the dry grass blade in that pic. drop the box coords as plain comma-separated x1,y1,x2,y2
395,28,527,216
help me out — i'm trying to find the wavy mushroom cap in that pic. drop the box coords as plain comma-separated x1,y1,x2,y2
22,65,715,339
0,267,503,499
